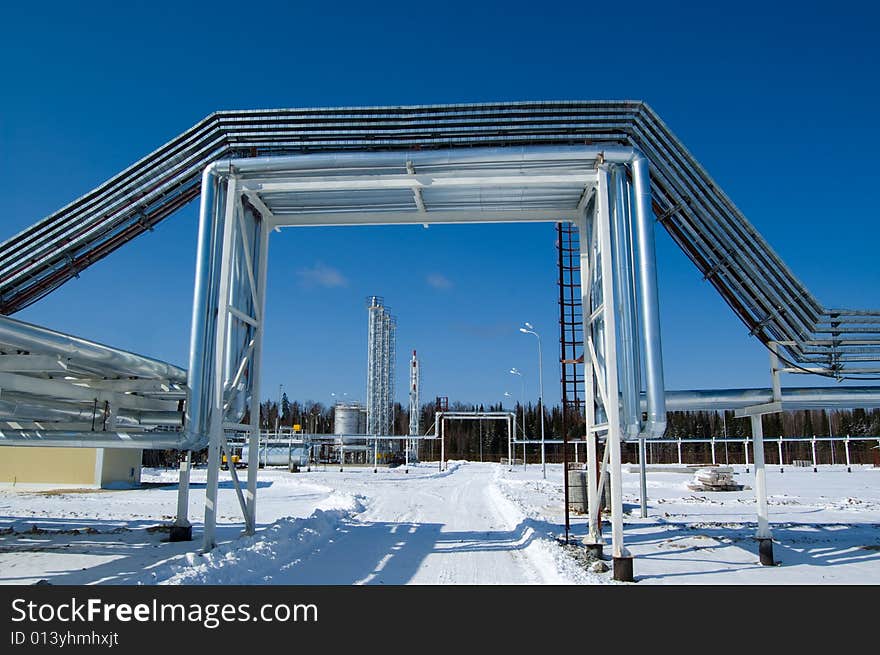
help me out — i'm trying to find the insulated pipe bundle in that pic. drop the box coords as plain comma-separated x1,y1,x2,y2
3,102,878,378
596,153,667,440
185,169,225,446
190,146,668,448
610,165,641,438
0,313,186,382
0,313,187,449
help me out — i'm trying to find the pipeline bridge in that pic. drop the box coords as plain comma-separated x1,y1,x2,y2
2,101,878,376
1,101,878,578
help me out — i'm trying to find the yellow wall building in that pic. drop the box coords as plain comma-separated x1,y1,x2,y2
0,447,142,488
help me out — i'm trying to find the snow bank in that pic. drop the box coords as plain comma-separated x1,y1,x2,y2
487,468,607,584
140,492,365,585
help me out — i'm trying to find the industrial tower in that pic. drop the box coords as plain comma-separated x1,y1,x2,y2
366,296,396,437
408,349,420,462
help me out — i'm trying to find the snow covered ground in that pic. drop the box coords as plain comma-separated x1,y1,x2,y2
0,461,877,584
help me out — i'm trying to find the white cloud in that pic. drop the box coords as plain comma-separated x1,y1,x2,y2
426,273,453,290
296,262,348,288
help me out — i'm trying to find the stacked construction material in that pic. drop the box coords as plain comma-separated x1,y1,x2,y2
687,467,744,491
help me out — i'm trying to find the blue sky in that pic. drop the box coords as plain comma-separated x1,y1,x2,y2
1,0,878,409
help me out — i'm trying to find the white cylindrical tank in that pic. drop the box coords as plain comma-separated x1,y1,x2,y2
334,403,365,442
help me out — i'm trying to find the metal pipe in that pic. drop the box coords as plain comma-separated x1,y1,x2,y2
0,395,181,432
611,166,641,438
520,325,546,479
0,371,177,413
577,210,602,548
0,429,185,449
597,166,629,569
172,451,192,539
107,410,184,428
7,105,879,381
507,415,512,467
0,314,185,382
185,166,222,450
633,112,821,332
644,386,880,412
223,145,615,178
633,435,877,444
750,414,774,565
245,213,269,535
631,154,667,439
440,417,445,471
638,438,648,518
202,173,239,552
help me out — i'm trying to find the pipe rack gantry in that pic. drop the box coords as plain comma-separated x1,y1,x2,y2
1,101,879,377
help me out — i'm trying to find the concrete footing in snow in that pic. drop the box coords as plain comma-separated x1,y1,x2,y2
613,556,634,582
758,538,775,566
168,525,193,542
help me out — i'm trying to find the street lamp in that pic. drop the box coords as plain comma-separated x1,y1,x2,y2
520,323,546,479
509,368,526,469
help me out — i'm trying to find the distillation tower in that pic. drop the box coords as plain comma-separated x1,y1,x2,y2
366,296,396,438
408,349,420,462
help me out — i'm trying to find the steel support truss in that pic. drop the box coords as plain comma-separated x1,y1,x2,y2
188,164,271,550
188,146,666,561
577,157,667,582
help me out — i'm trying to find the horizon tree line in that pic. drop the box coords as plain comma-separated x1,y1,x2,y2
143,396,880,467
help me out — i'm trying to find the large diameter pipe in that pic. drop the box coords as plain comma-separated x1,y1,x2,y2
185,165,222,449
0,397,182,428
611,166,641,438
631,154,667,438
0,397,106,424
0,314,186,383
0,429,186,449
649,386,880,412
0,371,178,413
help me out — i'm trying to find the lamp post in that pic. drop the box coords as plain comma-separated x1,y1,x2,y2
509,368,526,469
520,323,546,479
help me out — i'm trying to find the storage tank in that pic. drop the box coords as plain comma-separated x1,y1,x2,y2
334,403,365,443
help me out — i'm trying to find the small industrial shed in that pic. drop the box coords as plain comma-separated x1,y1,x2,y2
0,447,141,488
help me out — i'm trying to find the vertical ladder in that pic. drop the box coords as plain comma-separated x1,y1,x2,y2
557,222,585,433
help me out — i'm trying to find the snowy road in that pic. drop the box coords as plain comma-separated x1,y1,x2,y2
267,462,577,584
2,461,878,584
0,462,591,585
